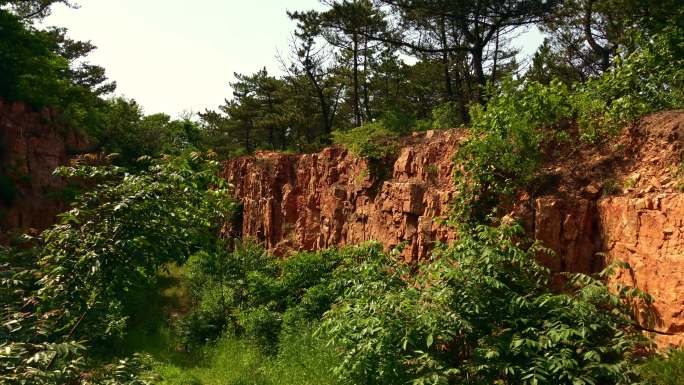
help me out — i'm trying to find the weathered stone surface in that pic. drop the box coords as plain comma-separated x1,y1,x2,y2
598,195,684,346
522,193,684,346
223,130,460,262
0,100,89,241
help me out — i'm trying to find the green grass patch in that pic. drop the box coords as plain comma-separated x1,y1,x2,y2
638,348,684,385
151,332,338,385
103,264,195,365
331,122,398,160
114,261,338,385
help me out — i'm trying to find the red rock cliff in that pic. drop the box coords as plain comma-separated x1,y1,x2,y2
0,100,89,241
224,111,684,347
224,130,461,261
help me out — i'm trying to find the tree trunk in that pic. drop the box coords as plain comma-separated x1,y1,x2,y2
244,120,252,153
304,64,332,136
455,53,471,124
352,34,362,127
440,16,454,101
491,29,499,84
583,0,611,72
362,37,372,122
471,44,486,104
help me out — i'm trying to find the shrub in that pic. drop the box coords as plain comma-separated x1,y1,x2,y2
332,122,399,160
431,101,461,129
381,109,416,134
239,306,283,354
321,224,648,385
454,79,572,224
35,152,234,343
573,27,684,142
415,119,433,132
638,347,684,385
453,28,683,225
177,240,278,346
177,243,348,352
1,239,161,385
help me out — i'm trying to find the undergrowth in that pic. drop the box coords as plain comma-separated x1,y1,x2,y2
151,332,338,385
112,262,338,385
638,348,684,385
135,226,655,385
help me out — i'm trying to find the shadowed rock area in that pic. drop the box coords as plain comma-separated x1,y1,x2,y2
0,101,90,242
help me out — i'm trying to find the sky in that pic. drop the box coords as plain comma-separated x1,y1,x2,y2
44,0,544,118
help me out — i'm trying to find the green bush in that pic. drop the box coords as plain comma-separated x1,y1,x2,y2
177,241,277,346
0,152,228,384
431,101,461,129
573,27,684,142
380,108,416,134
415,119,433,132
177,243,347,352
453,28,684,225
332,122,399,160
321,224,649,385
454,79,572,224
239,306,283,354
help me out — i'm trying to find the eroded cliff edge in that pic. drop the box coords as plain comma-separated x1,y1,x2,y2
224,111,684,346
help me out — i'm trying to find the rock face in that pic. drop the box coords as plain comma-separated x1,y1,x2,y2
224,111,684,347
529,195,684,346
0,100,89,241
223,130,460,261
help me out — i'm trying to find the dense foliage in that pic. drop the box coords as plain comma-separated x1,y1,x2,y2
331,122,399,160
453,26,684,224
321,224,648,385
1,152,233,384
638,347,684,385
149,224,654,385
0,9,111,135
195,0,682,157
176,241,369,352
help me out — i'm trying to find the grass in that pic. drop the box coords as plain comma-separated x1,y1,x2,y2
638,348,684,385
151,332,339,385
116,264,339,385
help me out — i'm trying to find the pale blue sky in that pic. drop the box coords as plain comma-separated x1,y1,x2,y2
44,1,543,117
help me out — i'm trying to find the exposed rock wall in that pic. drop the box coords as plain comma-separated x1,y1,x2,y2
0,100,89,240
223,130,460,261
531,195,684,346
224,111,684,347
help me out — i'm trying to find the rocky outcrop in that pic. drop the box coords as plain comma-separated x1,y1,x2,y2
528,194,684,346
223,130,460,261
224,111,684,347
0,100,89,241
